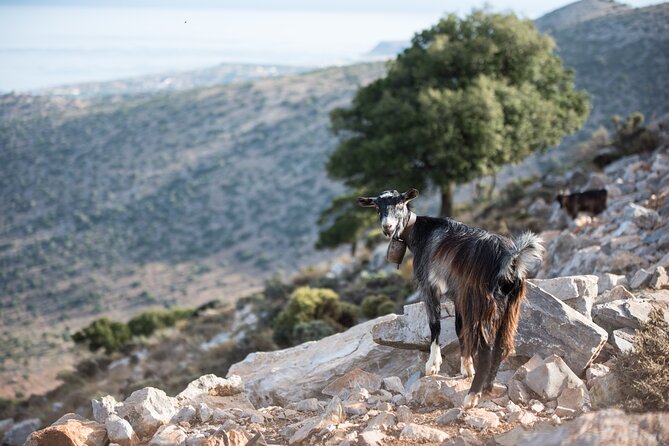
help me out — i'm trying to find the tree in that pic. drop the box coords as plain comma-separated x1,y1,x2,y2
324,10,590,226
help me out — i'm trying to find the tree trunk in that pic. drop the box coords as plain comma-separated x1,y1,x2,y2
439,182,455,217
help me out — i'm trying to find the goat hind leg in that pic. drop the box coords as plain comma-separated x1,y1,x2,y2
456,311,475,378
424,287,442,376
463,341,493,409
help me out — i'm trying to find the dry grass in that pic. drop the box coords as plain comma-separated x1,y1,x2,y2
613,308,669,412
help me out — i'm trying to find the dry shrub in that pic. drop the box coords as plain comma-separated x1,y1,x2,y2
613,308,669,412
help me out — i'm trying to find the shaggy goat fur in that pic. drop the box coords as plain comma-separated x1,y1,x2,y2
359,189,543,408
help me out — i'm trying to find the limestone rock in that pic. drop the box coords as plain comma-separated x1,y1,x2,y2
650,266,669,290
624,203,660,229
0,419,13,439
364,412,396,432
294,398,321,412
24,418,106,446
589,373,622,409
1,418,41,446
436,408,462,425
342,402,367,416
406,376,470,408
372,302,458,353
381,376,404,395
592,298,657,333
514,409,669,445
463,409,500,430
228,316,424,407
396,405,413,424
529,275,598,319
148,425,186,446
170,405,197,424
358,430,387,446
177,375,243,401
524,355,586,402
595,285,634,305
105,415,138,446
400,423,450,442
585,364,610,387
507,379,534,405
92,395,121,424
611,328,636,353
515,284,608,375
556,387,590,416
322,368,382,398
630,269,653,289
116,387,178,438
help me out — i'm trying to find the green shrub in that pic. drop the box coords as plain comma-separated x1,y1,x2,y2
272,287,359,347
613,309,669,412
127,308,194,337
292,320,336,344
72,318,131,354
361,294,396,319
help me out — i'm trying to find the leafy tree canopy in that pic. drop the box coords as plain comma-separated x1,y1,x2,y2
323,10,590,236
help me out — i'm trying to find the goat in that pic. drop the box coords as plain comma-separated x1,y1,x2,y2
359,189,543,408
555,189,607,219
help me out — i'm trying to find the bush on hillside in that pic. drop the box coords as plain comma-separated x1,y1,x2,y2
72,318,131,354
613,308,669,412
272,287,360,347
361,294,396,319
127,308,194,337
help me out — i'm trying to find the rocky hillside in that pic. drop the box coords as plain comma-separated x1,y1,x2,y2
547,2,669,133
3,121,668,446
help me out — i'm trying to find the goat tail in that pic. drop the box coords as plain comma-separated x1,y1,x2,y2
498,232,544,357
508,231,544,281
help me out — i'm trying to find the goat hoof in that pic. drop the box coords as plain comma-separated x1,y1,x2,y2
462,393,480,409
425,362,441,376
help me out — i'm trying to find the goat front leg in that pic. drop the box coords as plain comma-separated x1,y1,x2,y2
424,286,442,376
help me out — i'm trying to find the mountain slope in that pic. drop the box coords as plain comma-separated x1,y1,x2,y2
535,0,630,32
0,63,385,343
550,2,669,131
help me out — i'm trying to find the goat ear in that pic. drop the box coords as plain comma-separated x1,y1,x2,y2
358,197,376,207
402,188,419,202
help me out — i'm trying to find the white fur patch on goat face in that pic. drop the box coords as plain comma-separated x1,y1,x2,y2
425,341,442,376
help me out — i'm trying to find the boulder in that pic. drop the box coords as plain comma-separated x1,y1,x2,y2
529,275,598,319
514,409,669,445
396,405,413,424
406,376,470,408
116,387,178,439
381,376,405,395
556,387,589,417
373,284,608,375
105,415,138,446
1,418,41,446
524,355,586,402
592,298,658,333
589,373,622,409
24,418,107,446
0,419,13,439
359,430,387,446
228,316,425,407
289,396,345,444
515,284,608,375
435,408,462,425
177,375,243,401
364,412,396,432
372,302,458,353
611,328,636,353
91,395,121,424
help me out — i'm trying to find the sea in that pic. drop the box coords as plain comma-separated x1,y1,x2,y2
0,5,439,92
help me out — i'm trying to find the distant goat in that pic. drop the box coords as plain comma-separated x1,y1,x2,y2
555,189,608,219
359,189,543,408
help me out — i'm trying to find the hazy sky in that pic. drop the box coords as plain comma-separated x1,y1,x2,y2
0,0,663,91
0,0,662,18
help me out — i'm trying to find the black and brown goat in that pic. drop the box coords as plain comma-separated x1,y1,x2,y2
555,189,608,219
359,189,543,408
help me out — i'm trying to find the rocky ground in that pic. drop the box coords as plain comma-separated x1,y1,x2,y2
4,113,669,446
